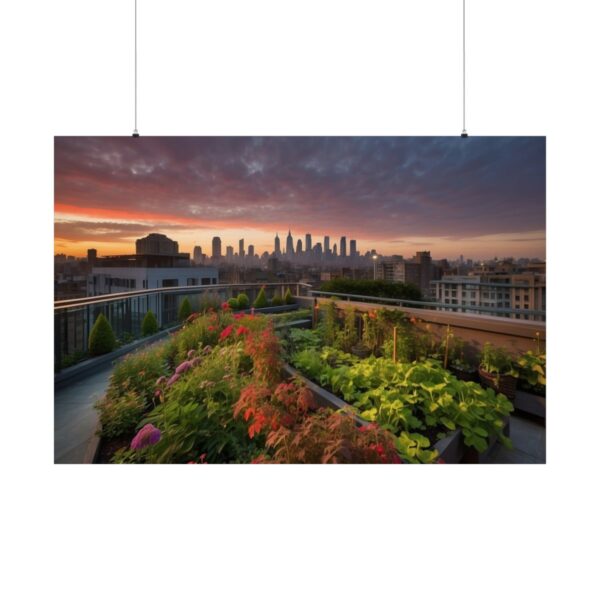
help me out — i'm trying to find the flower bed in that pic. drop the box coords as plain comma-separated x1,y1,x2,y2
94,306,405,464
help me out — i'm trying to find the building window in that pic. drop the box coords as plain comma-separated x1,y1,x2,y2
524,294,529,301
515,295,520,301
162,279,178,287
187,278,197,286
201,277,211,285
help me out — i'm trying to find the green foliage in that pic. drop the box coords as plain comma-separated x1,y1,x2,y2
291,347,514,460
271,293,284,306
517,351,546,392
253,287,268,308
178,297,193,322
88,313,116,357
198,292,221,313
284,288,294,304
236,293,250,309
320,278,422,301
322,302,339,346
227,297,240,310
96,391,147,439
141,310,159,336
335,306,358,352
395,431,438,464
480,343,518,377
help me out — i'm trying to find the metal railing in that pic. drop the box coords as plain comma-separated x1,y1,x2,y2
54,282,312,369
310,290,546,321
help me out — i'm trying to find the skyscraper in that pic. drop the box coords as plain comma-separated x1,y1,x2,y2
226,245,234,260
333,243,338,256
350,240,357,257
314,242,323,259
212,236,222,259
239,239,245,258
193,246,203,264
274,233,281,256
248,244,255,258
296,239,303,255
340,236,347,258
286,230,294,255
324,236,330,257
305,233,312,254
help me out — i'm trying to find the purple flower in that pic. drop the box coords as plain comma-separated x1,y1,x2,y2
130,424,161,450
175,360,192,375
166,373,180,387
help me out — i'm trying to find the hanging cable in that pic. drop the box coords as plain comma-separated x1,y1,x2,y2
461,0,468,137
133,0,139,137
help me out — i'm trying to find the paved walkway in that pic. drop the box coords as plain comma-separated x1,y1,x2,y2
54,365,114,464
486,414,546,464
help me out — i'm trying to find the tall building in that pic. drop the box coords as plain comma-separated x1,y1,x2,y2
324,236,330,257
350,240,357,258
239,239,245,258
286,230,294,256
193,246,203,264
212,236,222,259
248,244,255,258
274,233,281,256
136,233,179,256
87,248,97,266
226,246,234,260
333,243,338,257
305,233,312,254
340,236,347,258
296,239,303,255
313,242,323,259
415,251,432,294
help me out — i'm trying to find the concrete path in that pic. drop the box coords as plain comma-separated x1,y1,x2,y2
486,414,546,464
54,365,114,464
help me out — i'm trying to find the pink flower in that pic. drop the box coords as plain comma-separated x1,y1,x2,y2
221,302,230,311
175,360,192,374
166,373,180,387
130,424,161,450
236,326,250,337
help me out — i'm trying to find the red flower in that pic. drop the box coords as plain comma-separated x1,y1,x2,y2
236,325,250,337
221,301,230,311
219,324,234,341
208,325,215,332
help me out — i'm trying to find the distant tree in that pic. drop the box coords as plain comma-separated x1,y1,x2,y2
178,297,193,321
141,310,159,336
284,288,294,305
88,313,117,356
319,278,422,301
253,287,268,309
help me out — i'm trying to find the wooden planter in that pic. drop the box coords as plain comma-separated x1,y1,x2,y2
351,344,371,359
478,368,518,400
449,365,478,382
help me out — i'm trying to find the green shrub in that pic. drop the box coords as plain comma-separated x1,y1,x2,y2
253,287,268,308
88,313,116,356
96,391,147,439
198,292,221,313
284,288,294,304
141,310,159,336
178,297,193,321
320,278,422,301
271,293,284,306
228,297,240,310
236,293,250,309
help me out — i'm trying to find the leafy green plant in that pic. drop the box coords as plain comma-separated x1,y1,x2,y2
227,297,240,310
320,278,422,301
178,297,193,322
322,302,339,346
335,307,358,352
517,351,546,393
88,313,116,356
271,293,284,306
284,288,294,304
236,293,250,309
253,287,268,308
141,310,159,336
96,391,147,439
480,343,518,377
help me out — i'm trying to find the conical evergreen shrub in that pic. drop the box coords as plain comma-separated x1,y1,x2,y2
88,313,116,357
178,297,193,321
271,293,283,306
141,310,159,336
284,288,294,304
253,287,268,309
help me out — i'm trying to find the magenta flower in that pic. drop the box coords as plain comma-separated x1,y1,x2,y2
130,424,161,450
166,373,180,387
175,360,192,374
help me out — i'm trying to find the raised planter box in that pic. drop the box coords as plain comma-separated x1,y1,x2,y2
514,389,546,419
282,363,466,464
478,368,518,400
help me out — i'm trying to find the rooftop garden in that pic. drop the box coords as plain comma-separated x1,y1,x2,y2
93,299,545,464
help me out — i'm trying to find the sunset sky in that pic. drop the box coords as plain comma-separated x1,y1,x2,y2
54,136,545,260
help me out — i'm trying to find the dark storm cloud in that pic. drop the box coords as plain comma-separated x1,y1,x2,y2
54,136,545,241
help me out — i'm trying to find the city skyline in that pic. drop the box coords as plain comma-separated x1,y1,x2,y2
55,137,546,259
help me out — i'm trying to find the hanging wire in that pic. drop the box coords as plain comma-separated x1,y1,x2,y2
133,0,139,137
461,0,468,137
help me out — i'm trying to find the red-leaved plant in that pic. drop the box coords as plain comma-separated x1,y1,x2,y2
244,325,282,385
